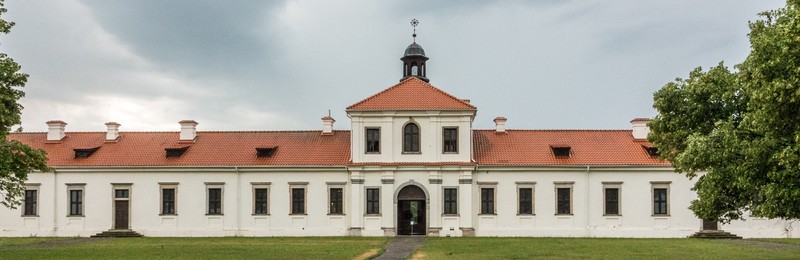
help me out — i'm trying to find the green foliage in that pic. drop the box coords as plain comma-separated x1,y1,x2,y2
0,0,51,208
650,0,800,222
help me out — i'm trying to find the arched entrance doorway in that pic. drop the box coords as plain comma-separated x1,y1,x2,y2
397,185,426,235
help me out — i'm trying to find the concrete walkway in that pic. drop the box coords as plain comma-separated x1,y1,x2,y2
374,236,425,260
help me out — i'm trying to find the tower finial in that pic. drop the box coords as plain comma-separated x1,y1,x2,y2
410,19,419,43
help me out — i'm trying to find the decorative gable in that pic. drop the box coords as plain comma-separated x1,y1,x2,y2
346,77,476,111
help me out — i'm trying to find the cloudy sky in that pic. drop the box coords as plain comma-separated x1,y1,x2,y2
2,0,786,132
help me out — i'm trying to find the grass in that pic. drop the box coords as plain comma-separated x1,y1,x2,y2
0,237,387,260
417,237,800,259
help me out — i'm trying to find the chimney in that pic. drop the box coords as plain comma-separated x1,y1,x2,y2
631,118,651,140
179,120,198,141
105,122,121,141
321,116,335,135
46,120,67,141
493,117,507,133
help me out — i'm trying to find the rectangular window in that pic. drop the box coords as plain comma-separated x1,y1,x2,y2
24,189,38,216
254,188,269,215
291,188,306,215
366,128,380,153
69,189,83,216
366,188,380,215
556,187,572,215
207,188,222,215
443,127,458,153
653,188,668,215
443,188,458,215
518,188,533,215
480,188,495,214
162,188,176,215
329,188,343,215
605,188,620,215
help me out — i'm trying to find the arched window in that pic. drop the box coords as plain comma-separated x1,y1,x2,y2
411,65,419,75
403,123,420,153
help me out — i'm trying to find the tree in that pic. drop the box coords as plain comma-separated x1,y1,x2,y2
650,0,800,223
0,0,50,208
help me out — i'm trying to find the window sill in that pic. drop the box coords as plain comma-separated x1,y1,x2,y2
603,214,622,217
442,152,458,154
67,215,84,218
652,214,670,217
442,214,459,217
327,213,346,216
252,213,270,216
290,214,308,216
364,214,381,217
205,214,224,216
555,214,574,216
365,152,381,155
159,214,178,216
478,213,497,216
21,215,39,217
517,213,535,216
401,152,422,154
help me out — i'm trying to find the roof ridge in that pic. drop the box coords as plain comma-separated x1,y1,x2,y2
346,77,476,110
9,130,353,134
472,129,632,132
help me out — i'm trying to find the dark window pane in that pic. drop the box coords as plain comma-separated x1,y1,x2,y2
404,123,420,153
557,188,571,214
519,188,533,214
366,128,380,153
481,188,494,214
162,188,176,215
69,190,83,216
366,188,380,214
443,128,458,153
292,188,305,214
208,188,222,215
444,188,458,214
254,188,269,214
654,188,668,215
605,188,619,215
329,188,343,215
24,190,37,216
115,189,129,198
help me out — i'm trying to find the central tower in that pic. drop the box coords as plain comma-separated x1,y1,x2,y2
401,19,429,82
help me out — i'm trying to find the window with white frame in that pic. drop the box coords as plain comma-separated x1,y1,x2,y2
516,181,535,215
289,182,308,215
159,182,178,215
23,184,40,216
67,183,85,216
252,182,270,215
327,182,345,215
602,182,622,216
365,187,380,215
554,182,574,215
478,182,497,215
205,182,224,215
443,187,458,215
651,181,671,216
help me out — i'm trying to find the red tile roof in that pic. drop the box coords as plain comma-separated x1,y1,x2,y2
473,130,668,166
7,129,669,167
8,131,351,167
347,77,477,111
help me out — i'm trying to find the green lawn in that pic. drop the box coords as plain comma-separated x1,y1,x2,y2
417,237,800,259
0,237,387,260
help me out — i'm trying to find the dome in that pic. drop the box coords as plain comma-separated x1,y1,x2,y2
404,42,426,57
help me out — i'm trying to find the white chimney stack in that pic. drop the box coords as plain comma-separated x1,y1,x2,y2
631,118,651,140
105,122,121,141
179,120,198,141
494,117,507,133
46,120,67,141
321,116,335,135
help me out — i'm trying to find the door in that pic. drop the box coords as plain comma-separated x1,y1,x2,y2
115,200,129,229
114,188,130,230
397,200,426,235
702,219,718,230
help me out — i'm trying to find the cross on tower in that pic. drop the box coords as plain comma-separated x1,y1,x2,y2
411,19,419,42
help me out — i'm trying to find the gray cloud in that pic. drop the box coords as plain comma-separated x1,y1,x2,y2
2,0,785,132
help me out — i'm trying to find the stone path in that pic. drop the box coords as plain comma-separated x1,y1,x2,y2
374,236,425,260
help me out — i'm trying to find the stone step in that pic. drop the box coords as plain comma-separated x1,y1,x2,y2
689,230,742,239
91,229,144,238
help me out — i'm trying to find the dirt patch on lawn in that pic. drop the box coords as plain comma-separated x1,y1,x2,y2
410,251,426,260
353,248,379,260
725,239,800,250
